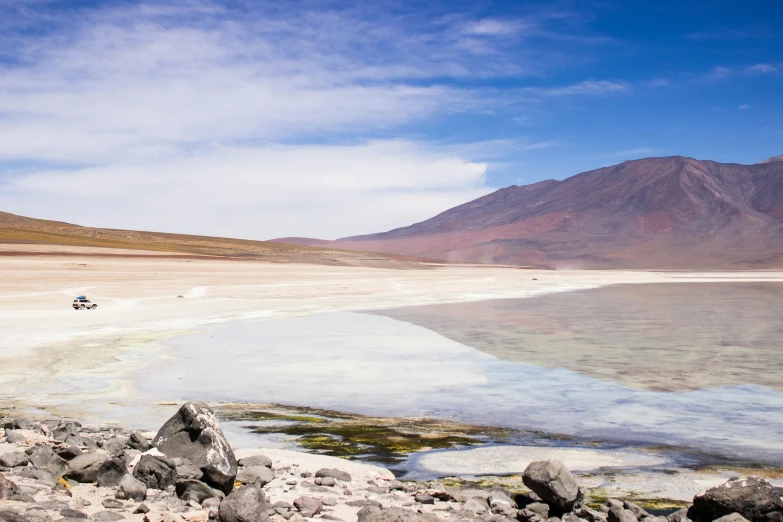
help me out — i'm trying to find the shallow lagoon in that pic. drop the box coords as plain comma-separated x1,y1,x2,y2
137,283,783,466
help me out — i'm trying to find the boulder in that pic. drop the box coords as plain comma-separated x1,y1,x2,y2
17,468,57,487
102,437,129,457
236,466,275,486
714,515,751,522
465,497,489,514
57,447,84,461
623,502,650,520
60,508,89,519
133,454,177,490
116,473,147,501
608,506,638,522
667,509,691,522
314,468,352,482
415,494,435,505
176,479,225,504
523,461,581,513
96,458,128,487
218,485,269,522
691,477,783,522
0,473,20,499
0,451,29,468
357,505,440,522
4,430,27,444
28,445,70,477
171,458,203,480
153,402,237,495
65,452,109,483
239,455,272,468
294,496,323,517
92,511,126,522
128,432,151,452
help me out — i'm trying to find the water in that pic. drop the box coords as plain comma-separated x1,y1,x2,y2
136,283,783,466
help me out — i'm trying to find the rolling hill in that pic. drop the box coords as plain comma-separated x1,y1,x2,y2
277,155,783,269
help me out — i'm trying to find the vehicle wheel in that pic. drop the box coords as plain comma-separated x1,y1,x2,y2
92,305,97,309
80,304,85,309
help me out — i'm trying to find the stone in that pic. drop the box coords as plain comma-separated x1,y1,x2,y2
28,445,70,477
9,492,35,503
176,479,226,504
389,480,406,491
97,458,129,487
17,468,57,486
0,473,20,499
575,507,608,522
415,494,436,505
356,505,440,522
523,461,581,513
667,508,691,522
133,454,177,490
153,402,237,495
714,515,751,522
60,508,89,519
129,432,151,452
203,497,221,510
465,498,489,514
315,468,352,482
58,447,84,461
691,477,783,522
236,466,275,486
103,498,125,509
51,421,81,442
294,496,323,517
4,430,26,444
607,507,638,522
347,500,383,508
93,511,126,522
315,476,337,487
239,455,273,468
623,502,649,520
102,437,129,457
117,472,148,501
218,485,270,522
0,451,28,468
490,492,516,509
520,503,551,521
66,452,109,483
0,509,25,522
134,503,151,514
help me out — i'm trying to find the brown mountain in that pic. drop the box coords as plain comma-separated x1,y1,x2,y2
0,211,429,268
277,155,783,268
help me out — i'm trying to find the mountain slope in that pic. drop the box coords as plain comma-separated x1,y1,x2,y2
277,156,783,268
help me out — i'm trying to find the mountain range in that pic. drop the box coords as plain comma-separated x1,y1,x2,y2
277,155,783,269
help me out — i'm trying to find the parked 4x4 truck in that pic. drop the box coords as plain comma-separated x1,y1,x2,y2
73,298,97,310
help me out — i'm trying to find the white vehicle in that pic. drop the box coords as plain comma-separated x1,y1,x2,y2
73,296,97,310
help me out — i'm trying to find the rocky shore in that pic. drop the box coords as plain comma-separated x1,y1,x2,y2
1,402,780,522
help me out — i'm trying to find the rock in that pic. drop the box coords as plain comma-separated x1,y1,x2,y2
575,507,608,522
607,506,638,522
28,445,70,477
315,468,351,482
97,458,129,487
66,452,109,483
415,494,436,505
667,508,691,522
116,472,148,501
93,511,126,522
134,503,151,514
239,455,273,468
347,500,383,508
58,447,84,461
129,431,151,452
102,437,129,457
691,477,783,522
389,480,406,491
9,492,35,503
0,509,25,522
465,498,490,514
0,473,20,499
357,505,440,522
17,467,57,486
521,503,551,521
294,496,323,517
714,515,751,522
60,508,89,519
0,451,29,468
153,402,237,495
623,502,649,520
523,461,581,513
218,485,269,522
133,454,177,490
51,421,81,442
103,498,125,509
204,497,222,510
315,476,337,487
236,466,275,486
4,430,26,444
490,492,516,509
176,479,226,504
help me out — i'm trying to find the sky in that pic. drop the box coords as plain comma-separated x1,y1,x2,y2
0,0,781,239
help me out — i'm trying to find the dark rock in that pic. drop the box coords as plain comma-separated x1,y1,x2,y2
66,452,109,483
102,437,129,457
60,508,89,519
4,430,27,445
176,479,226,504
0,451,28,468
133,454,177,490
315,468,351,482
357,505,440,522
9,492,35,503
294,496,324,517
347,500,384,508
523,461,581,513
667,508,691,522
623,502,649,520
415,494,436,505
28,446,69,477
92,511,126,522
315,476,337,487
96,458,128,487
171,457,203,480
133,503,150,514
520,502,550,521
236,466,275,486
103,498,125,509
128,432,151,452
116,471,147,501
58,447,84,461
0,509,26,522
153,402,237,495
239,455,273,468
575,506,608,522
608,507,638,522
51,421,81,442
64,434,98,449
691,477,783,522
714,515,751,522
36,500,70,511
218,485,269,522
0,473,20,499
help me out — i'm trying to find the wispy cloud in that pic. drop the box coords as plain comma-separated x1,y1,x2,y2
537,80,628,96
747,63,778,74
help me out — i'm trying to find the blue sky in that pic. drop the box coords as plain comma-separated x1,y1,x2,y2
0,0,780,238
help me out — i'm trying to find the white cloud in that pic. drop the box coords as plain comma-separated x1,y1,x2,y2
538,80,628,96
739,104,750,109
747,63,778,74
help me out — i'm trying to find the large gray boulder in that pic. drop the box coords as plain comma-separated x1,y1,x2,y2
65,453,109,483
218,485,269,522
315,468,351,482
176,479,225,504
152,402,237,495
132,454,177,490
294,496,323,517
27,445,70,478
96,458,128,488
236,466,275,486
0,451,29,468
522,460,581,513
357,505,440,522
0,474,20,500
116,473,147,501
691,477,783,522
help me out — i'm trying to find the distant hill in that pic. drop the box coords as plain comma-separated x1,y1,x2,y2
276,155,783,269
0,211,429,268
